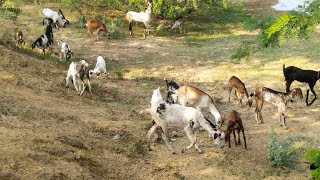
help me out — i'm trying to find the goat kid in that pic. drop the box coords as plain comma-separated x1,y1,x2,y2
57,39,73,61
125,0,152,38
43,8,66,28
165,79,222,126
248,87,303,129
168,16,183,33
85,19,108,40
145,87,225,154
89,56,107,79
64,60,92,98
228,76,250,107
283,64,320,106
13,28,25,46
222,110,247,149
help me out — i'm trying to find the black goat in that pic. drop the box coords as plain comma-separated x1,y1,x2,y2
45,25,54,45
283,64,319,106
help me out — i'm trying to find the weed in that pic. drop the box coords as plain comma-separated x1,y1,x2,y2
173,171,186,180
129,140,148,157
267,129,310,168
107,19,125,39
304,148,320,179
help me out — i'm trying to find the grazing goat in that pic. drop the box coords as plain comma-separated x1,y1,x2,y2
223,110,247,149
283,64,320,106
89,56,107,79
165,80,222,126
248,87,303,129
13,28,25,46
125,0,152,38
228,76,250,107
64,60,92,98
85,19,108,40
31,35,50,54
144,87,225,154
42,8,66,28
57,39,73,61
168,16,183,33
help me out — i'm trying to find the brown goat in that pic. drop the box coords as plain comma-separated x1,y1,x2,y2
228,76,249,107
85,19,108,40
223,110,247,149
248,87,303,129
13,28,25,46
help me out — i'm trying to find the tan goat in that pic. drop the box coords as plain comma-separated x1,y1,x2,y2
228,76,249,107
85,19,108,40
223,110,247,149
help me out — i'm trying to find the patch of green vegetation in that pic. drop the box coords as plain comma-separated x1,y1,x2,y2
173,171,186,180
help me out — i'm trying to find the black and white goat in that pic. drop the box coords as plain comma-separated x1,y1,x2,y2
89,56,107,79
141,87,225,154
57,39,73,61
31,35,50,54
248,87,303,129
45,24,54,45
283,64,320,106
168,16,183,33
42,8,66,28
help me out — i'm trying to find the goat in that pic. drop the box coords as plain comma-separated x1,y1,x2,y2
228,76,250,107
64,60,92,98
85,19,108,40
167,16,183,33
45,24,54,45
125,0,152,38
89,56,107,79
57,39,73,61
144,87,225,154
283,64,320,106
31,35,50,54
248,87,303,129
42,8,66,28
13,28,25,46
58,9,69,25
165,79,222,126
222,110,247,149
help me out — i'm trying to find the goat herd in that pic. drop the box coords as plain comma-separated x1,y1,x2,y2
10,2,319,155
140,65,319,154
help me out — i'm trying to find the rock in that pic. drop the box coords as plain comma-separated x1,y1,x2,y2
113,134,121,140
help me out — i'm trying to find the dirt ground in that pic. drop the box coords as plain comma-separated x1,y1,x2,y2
0,0,319,179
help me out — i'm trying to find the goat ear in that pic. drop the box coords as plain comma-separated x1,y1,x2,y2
292,89,296,98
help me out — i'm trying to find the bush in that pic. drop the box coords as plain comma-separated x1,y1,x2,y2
304,148,320,179
107,19,125,39
267,129,307,168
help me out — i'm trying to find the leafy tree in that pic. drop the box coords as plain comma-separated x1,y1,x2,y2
232,0,320,60
304,148,320,179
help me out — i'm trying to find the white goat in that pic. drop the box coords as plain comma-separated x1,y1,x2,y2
142,87,225,154
89,56,107,79
125,0,152,38
42,8,66,28
57,39,73,61
64,60,92,98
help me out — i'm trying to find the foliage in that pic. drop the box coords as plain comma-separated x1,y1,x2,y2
58,0,226,19
304,148,320,179
233,0,320,60
0,0,21,19
107,19,125,39
267,129,308,168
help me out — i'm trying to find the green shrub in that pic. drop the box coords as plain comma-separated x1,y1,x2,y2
107,19,125,39
267,130,307,168
304,148,320,179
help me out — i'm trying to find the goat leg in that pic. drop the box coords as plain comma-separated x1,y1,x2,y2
237,129,241,145
161,124,175,154
308,88,317,106
147,123,158,151
242,130,247,149
233,129,237,146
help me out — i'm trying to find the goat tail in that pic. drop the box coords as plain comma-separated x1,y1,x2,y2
246,92,255,107
209,102,221,125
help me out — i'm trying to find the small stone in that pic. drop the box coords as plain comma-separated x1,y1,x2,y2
113,134,121,140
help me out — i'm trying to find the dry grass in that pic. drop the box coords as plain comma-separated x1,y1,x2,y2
0,0,319,179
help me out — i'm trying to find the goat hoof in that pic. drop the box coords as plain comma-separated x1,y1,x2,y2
181,149,185,153
171,151,176,155
197,150,204,154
